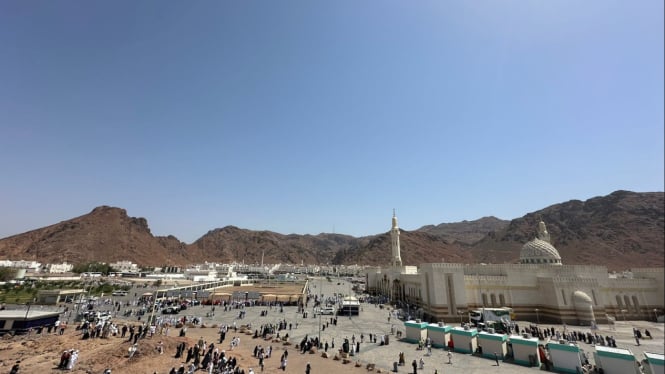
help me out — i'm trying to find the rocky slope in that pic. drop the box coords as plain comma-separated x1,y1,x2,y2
190,226,358,265
469,190,664,269
0,206,194,267
0,191,662,270
418,216,509,244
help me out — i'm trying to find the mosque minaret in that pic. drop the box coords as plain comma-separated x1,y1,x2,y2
367,213,664,325
391,209,402,268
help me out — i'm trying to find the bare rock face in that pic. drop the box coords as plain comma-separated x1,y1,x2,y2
0,191,662,270
469,191,664,269
0,206,193,266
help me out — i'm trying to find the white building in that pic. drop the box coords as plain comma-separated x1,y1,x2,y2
43,262,74,274
109,261,140,273
0,260,42,273
366,213,665,325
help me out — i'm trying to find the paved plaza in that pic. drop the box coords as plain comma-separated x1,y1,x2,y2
188,277,664,373
8,277,663,373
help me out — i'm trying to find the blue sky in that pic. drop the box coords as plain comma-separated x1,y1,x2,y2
1,1,663,243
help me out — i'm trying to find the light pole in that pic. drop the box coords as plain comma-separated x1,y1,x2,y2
458,310,463,325
621,309,627,322
318,276,322,348
535,308,540,325
653,309,658,322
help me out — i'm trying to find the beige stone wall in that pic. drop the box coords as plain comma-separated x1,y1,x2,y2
366,263,664,325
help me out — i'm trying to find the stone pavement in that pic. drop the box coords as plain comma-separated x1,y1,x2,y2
192,277,664,373
9,278,663,373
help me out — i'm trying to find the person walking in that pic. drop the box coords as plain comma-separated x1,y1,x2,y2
412,359,418,374
494,352,500,366
9,360,20,374
447,351,453,364
305,362,311,374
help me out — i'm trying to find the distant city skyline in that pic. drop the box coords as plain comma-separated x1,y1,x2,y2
1,1,663,243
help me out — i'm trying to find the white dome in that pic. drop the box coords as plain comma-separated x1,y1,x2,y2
520,238,562,265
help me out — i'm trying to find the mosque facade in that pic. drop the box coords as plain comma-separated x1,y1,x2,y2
365,213,665,325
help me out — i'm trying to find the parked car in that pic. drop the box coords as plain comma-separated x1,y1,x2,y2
162,307,179,315
320,306,336,315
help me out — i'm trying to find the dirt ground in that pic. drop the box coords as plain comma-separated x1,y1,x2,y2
0,319,382,374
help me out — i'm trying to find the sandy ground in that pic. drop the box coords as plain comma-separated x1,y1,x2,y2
0,320,379,374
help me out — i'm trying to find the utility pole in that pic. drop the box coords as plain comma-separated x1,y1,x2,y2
318,276,322,348
24,301,31,331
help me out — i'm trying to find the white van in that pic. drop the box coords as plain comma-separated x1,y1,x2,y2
320,306,336,315
112,290,128,296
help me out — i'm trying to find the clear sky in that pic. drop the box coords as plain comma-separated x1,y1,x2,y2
1,1,663,243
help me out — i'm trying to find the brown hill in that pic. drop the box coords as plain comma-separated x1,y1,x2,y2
0,206,194,266
190,226,358,265
469,190,664,270
0,191,662,270
330,230,474,266
417,216,509,244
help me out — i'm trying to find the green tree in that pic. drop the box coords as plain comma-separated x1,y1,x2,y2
72,262,117,275
0,267,17,282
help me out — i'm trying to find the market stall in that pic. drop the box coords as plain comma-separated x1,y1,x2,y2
477,331,507,359
547,341,582,373
508,334,540,367
450,326,478,354
403,320,428,344
594,346,640,374
644,352,664,374
426,322,452,348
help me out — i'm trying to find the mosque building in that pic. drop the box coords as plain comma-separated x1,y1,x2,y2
365,212,665,325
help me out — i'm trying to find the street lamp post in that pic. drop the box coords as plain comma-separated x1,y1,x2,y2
535,308,540,325
318,276,322,348
621,309,627,322
458,310,463,325
654,309,658,322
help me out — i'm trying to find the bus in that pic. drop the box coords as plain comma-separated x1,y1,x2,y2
80,272,103,278
0,310,61,336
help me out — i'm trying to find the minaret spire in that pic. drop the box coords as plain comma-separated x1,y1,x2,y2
391,210,402,267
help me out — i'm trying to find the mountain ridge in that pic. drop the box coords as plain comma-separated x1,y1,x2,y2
0,191,662,270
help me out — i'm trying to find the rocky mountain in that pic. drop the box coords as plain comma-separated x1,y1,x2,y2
190,226,358,265
0,206,194,267
330,231,474,266
469,190,664,269
0,191,662,270
418,216,509,244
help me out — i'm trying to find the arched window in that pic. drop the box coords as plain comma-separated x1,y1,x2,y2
624,295,631,308
631,296,640,313
499,294,506,306
616,295,623,307
490,294,497,307
482,293,488,307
